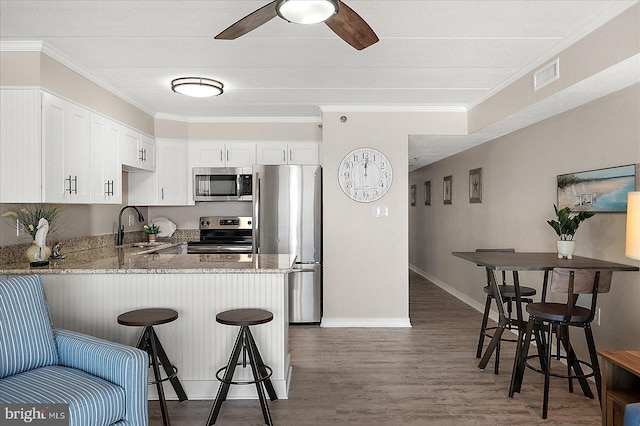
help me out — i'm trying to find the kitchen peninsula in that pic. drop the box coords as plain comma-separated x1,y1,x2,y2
0,245,294,400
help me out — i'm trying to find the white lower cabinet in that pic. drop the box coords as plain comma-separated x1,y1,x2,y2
0,89,42,203
42,92,91,203
90,113,122,204
128,139,189,206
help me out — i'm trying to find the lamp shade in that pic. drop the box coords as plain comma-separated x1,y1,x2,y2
276,0,338,24
171,77,223,97
626,191,640,260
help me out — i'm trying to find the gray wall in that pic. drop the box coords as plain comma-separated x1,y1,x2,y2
0,172,147,246
409,84,640,354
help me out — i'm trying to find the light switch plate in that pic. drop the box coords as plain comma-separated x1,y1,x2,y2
373,206,389,217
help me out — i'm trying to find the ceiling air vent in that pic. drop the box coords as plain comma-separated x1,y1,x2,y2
533,58,559,91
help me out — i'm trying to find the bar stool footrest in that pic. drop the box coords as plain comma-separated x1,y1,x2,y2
215,363,273,386
148,364,179,386
523,353,595,380
482,325,520,343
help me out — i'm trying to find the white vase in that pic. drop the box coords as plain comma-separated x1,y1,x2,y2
557,240,576,259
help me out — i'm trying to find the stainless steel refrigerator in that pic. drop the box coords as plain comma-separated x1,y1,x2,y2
253,165,322,323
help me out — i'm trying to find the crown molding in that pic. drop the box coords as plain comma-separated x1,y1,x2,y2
319,105,467,113
1,40,156,117
0,40,44,51
154,112,322,124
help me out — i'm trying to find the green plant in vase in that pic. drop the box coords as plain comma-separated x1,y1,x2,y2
547,204,595,259
2,204,62,265
143,223,160,242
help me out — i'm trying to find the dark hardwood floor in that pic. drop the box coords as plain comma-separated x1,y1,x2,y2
149,270,602,425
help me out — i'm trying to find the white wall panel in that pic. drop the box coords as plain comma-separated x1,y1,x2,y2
41,273,290,400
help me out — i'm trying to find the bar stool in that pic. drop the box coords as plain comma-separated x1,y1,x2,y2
476,248,537,374
207,308,278,426
509,268,612,419
117,308,188,426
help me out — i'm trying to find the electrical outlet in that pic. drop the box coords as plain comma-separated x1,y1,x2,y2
128,214,134,226
597,308,601,326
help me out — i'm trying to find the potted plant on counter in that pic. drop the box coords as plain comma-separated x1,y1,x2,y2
547,204,595,259
143,223,160,243
1,204,62,265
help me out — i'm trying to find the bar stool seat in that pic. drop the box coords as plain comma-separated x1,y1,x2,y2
118,308,188,426
207,308,277,426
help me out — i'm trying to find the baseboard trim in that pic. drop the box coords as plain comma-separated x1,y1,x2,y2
321,317,412,328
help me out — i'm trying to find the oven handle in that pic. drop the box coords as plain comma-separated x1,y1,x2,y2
254,172,260,254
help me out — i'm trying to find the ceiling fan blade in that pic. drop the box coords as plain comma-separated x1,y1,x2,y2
325,1,379,50
215,1,278,40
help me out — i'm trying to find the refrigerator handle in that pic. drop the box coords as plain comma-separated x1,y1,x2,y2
254,172,260,254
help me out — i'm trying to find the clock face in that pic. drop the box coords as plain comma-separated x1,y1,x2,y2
338,148,393,202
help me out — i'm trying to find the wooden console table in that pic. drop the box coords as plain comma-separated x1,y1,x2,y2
599,351,640,426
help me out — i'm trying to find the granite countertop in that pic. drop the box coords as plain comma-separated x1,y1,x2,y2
0,242,296,274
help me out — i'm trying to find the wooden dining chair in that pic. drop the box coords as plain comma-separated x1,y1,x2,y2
475,248,537,374
509,268,613,419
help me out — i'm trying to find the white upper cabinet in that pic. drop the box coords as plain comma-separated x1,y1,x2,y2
128,139,189,206
225,143,256,167
0,89,42,203
42,92,91,203
188,141,256,168
189,142,225,167
140,133,156,171
256,142,320,165
122,127,155,172
90,113,122,204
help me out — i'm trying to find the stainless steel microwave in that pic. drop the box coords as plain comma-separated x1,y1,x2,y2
193,167,253,201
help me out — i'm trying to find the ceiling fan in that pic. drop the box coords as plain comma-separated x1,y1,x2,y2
214,0,379,51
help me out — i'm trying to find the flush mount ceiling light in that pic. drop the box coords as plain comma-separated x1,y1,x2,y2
276,0,339,24
171,77,224,98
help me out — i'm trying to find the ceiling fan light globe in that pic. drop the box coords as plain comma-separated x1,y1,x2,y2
171,77,224,97
276,0,339,24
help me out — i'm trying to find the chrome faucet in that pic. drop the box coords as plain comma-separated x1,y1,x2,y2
117,205,145,246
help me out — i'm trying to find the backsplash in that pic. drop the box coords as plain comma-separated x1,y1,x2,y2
0,229,199,265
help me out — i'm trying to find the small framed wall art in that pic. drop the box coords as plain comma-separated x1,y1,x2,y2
424,181,431,206
411,184,416,206
443,175,452,204
469,168,482,203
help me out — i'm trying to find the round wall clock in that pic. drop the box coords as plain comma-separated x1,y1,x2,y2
338,147,393,203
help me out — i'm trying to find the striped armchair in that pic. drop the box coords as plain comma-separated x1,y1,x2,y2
0,275,148,426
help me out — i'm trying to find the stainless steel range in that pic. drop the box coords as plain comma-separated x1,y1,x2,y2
187,216,253,254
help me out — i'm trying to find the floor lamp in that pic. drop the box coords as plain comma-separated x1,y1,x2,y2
626,191,640,260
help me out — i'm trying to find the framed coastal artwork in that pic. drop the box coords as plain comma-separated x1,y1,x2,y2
443,175,452,205
556,164,637,212
424,181,431,206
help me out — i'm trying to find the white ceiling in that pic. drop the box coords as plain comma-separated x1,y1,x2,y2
1,1,638,170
